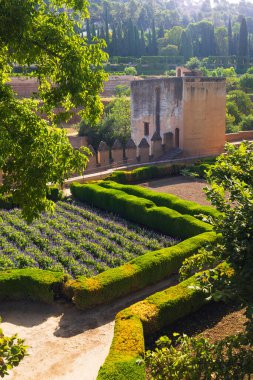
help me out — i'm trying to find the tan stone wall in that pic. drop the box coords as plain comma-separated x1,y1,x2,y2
181,78,226,156
226,131,253,142
131,78,184,153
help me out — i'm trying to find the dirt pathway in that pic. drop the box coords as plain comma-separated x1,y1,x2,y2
141,176,210,206
1,275,177,380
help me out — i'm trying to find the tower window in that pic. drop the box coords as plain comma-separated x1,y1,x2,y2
144,122,149,136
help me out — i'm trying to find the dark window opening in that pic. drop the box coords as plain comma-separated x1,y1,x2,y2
155,87,160,133
144,122,149,136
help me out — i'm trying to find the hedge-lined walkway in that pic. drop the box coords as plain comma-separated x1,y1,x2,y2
1,276,178,380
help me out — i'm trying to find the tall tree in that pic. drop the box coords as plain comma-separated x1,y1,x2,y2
0,0,107,220
238,17,249,56
151,19,158,55
228,17,233,55
179,30,193,61
86,19,91,42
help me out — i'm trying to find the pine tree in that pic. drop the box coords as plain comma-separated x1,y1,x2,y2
228,17,233,56
238,17,249,56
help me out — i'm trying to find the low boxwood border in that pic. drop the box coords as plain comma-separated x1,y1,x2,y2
100,181,220,219
65,231,217,310
97,274,207,380
0,269,68,303
70,182,213,238
108,163,186,184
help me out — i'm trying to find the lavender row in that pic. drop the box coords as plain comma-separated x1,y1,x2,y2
0,202,179,278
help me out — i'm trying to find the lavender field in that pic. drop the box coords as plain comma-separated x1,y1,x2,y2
0,201,179,278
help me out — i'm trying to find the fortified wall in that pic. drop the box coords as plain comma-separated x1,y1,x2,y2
131,74,226,157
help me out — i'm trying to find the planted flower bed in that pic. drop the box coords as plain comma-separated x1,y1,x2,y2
0,201,178,278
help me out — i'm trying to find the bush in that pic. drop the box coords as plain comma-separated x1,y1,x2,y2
0,193,16,209
124,66,137,75
70,182,213,237
65,231,217,309
46,185,63,202
240,114,253,131
0,269,68,303
108,164,185,184
98,272,208,380
100,181,220,219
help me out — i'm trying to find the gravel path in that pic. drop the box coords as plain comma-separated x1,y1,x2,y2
1,276,177,380
141,176,210,206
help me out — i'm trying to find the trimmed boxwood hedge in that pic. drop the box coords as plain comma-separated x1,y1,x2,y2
70,182,213,239
97,273,207,380
64,231,218,310
108,163,185,184
0,269,68,303
100,181,220,219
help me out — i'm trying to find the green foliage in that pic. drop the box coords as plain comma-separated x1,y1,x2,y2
240,114,253,131
79,95,131,147
46,186,63,202
204,142,253,305
108,164,184,184
239,73,253,91
227,90,252,115
98,271,209,380
0,269,68,303
114,85,131,97
146,332,253,380
185,57,201,69
0,326,27,378
100,181,220,219
0,0,107,221
124,66,137,75
67,231,217,309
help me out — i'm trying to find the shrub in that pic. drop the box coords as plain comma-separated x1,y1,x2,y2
70,182,213,237
100,181,220,219
0,269,68,303
65,231,218,309
108,164,185,184
0,325,27,378
98,272,208,380
0,193,15,209
46,185,63,202
124,66,137,75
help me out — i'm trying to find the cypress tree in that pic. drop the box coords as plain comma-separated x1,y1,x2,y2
104,2,110,46
86,19,91,42
228,17,233,55
111,24,118,56
238,17,249,56
158,25,164,38
151,19,158,55
140,29,146,56
179,30,193,61
91,23,96,38
100,26,105,41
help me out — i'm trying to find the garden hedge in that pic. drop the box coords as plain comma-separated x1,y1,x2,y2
70,182,213,239
97,274,207,380
100,181,220,219
108,163,185,184
0,269,68,303
65,231,218,309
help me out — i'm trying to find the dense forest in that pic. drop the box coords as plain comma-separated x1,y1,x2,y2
82,0,253,60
